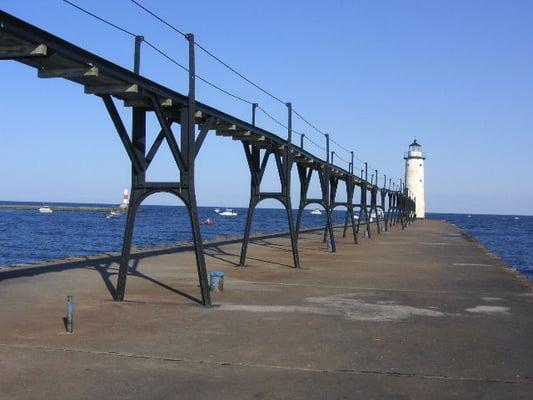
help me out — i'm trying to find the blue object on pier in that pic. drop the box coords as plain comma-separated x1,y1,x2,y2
208,271,224,292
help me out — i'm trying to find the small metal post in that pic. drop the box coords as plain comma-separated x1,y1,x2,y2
186,33,195,110
360,169,364,179
133,35,143,74
331,151,335,165
371,173,374,184
300,133,304,149
66,295,74,333
375,170,378,186
325,134,330,163
286,102,292,143
285,102,292,185
350,151,354,174
365,162,368,181
252,103,258,126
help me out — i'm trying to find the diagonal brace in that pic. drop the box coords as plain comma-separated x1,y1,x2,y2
195,117,215,157
101,94,145,174
150,97,187,172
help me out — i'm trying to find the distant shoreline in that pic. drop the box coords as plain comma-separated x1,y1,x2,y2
1,201,531,216
0,204,114,212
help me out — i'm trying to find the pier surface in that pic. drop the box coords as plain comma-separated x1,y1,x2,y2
0,220,532,399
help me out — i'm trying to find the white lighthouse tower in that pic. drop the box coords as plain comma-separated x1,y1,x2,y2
404,139,426,219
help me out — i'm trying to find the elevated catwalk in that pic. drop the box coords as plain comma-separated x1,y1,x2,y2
0,11,415,306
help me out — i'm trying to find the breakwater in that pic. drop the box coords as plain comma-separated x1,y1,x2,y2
0,204,114,212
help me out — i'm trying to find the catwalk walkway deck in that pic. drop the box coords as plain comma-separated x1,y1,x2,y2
0,220,532,399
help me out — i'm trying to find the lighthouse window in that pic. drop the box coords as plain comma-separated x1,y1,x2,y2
420,179,422,182
419,164,422,167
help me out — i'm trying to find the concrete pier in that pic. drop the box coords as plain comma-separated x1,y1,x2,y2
0,220,532,399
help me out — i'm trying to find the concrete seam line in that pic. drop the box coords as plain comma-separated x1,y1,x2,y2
0,343,531,385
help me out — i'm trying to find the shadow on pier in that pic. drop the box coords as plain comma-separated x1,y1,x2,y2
0,226,330,304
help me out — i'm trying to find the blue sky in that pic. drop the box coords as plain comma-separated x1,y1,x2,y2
1,0,532,214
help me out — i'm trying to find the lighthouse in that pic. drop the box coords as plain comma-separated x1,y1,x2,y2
120,189,129,210
404,139,426,219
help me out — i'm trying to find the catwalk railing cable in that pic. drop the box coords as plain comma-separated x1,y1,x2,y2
62,0,255,107
61,0,399,186
128,0,287,106
126,0,363,155
303,134,326,152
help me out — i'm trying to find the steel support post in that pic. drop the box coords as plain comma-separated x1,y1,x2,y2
323,175,338,252
356,163,371,239
385,191,393,229
321,134,336,251
284,102,300,267
370,169,382,234
371,186,381,234
239,196,257,266
116,35,147,301
251,102,258,126
399,191,406,229
239,142,299,268
386,178,394,229
116,188,141,300
295,163,337,251
113,33,212,306
182,33,211,306
116,104,146,301
355,185,371,239
133,35,143,74
239,144,262,266
397,180,404,229
239,103,300,268
391,190,398,226
295,164,313,237
379,174,388,232
341,177,358,244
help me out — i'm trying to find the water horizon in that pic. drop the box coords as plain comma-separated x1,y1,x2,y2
1,200,531,281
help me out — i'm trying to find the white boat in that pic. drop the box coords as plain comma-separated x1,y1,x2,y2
214,208,221,213
219,208,238,217
514,216,519,220
310,209,322,216
38,206,53,213
106,210,122,219
368,209,384,223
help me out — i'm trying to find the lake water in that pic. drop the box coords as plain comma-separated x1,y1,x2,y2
1,202,531,280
